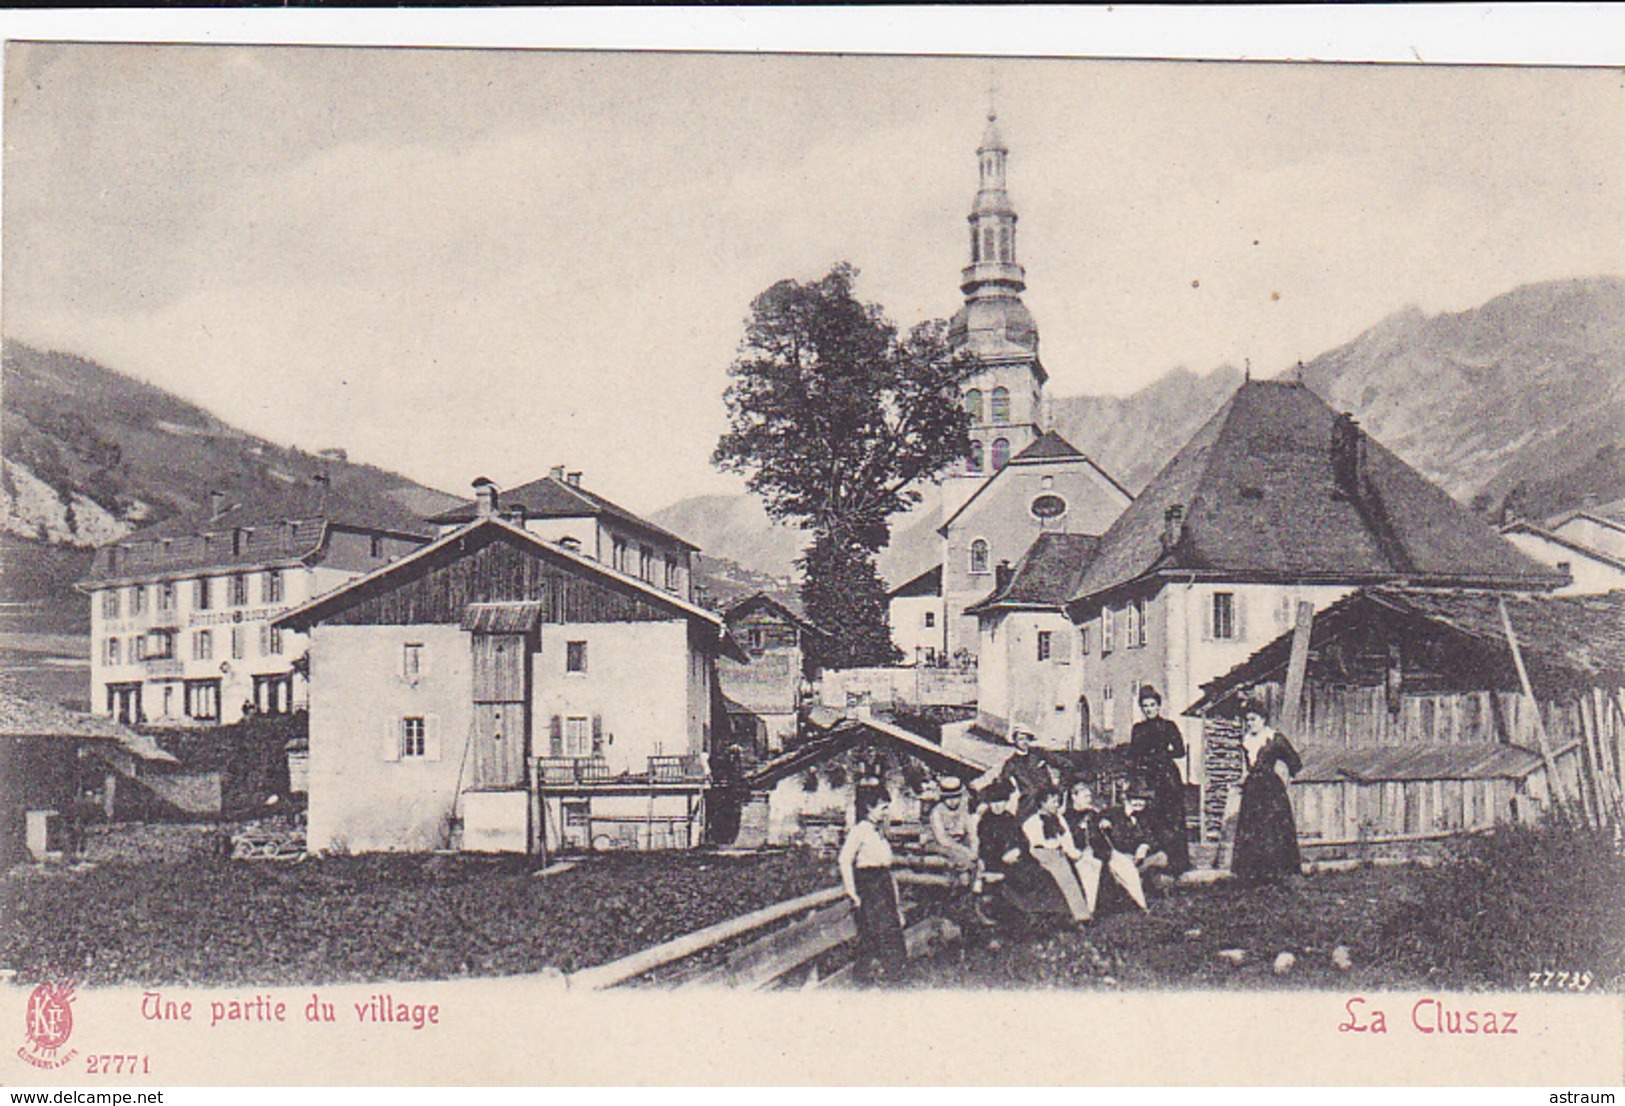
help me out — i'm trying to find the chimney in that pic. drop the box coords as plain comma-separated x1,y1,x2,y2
549,465,566,482
1162,504,1186,552
566,471,583,488
994,559,1015,593
471,477,499,519
1331,413,1367,499
501,506,526,526
208,489,226,520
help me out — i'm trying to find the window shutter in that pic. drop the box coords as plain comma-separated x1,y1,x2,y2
382,718,401,762
550,714,563,757
425,715,442,762
1054,628,1072,662
1236,592,1248,643
592,713,604,756
1200,593,1214,642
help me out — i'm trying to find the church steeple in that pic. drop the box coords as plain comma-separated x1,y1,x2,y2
946,103,1046,507
962,106,1026,301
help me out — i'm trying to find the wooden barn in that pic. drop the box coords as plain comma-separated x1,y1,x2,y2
718,593,829,757
1186,587,1624,855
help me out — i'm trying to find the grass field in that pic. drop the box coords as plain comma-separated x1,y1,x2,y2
2,822,1618,992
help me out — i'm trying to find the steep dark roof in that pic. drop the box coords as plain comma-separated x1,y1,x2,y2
939,432,1130,537
1070,380,1563,605
84,482,435,584
430,475,697,550
1011,430,1086,463
965,532,1101,615
887,564,942,600
1187,586,1625,717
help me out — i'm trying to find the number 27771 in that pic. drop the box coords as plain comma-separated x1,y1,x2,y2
86,1054,151,1074
1527,970,1592,991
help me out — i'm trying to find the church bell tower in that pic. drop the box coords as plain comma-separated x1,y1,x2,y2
944,106,1047,518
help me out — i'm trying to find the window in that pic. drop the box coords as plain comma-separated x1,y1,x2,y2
964,389,983,422
195,577,212,610
231,627,246,660
130,585,147,616
991,438,1011,471
1125,598,1143,649
193,629,214,661
159,582,177,614
565,716,592,757
1079,624,1092,655
401,717,427,759
1037,630,1053,662
1213,592,1237,641
145,629,175,660
132,635,146,661
969,440,984,473
371,534,384,559
612,537,629,574
232,528,244,557
261,569,284,604
184,679,220,721
566,640,588,673
269,626,284,655
103,638,121,666
982,225,995,260
1102,607,1115,655
101,590,120,619
969,539,990,575
991,387,1010,423
402,642,423,684
230,573,248,607
923,610,936,629
665,555,680,591
1102,683,1115,731
640,548,654,583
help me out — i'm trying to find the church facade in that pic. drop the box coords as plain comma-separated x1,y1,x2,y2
889,109,1130,666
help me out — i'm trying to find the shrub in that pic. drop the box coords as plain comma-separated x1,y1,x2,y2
1375,820,1625,989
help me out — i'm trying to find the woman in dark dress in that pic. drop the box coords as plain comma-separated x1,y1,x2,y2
974,780,1069,925
1127,686,1191,875
1230,701,1305,882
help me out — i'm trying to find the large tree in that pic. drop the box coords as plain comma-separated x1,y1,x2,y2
714,263,973,667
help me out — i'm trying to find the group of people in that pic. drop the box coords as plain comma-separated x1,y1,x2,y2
836,686,1306,981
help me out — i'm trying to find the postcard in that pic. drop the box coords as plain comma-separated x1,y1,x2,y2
2,25,1622,1087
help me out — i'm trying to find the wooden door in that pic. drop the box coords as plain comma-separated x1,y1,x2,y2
470,633,529,789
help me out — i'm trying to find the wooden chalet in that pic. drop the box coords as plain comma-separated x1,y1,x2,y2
276,512,744,855
1186,587,1625,855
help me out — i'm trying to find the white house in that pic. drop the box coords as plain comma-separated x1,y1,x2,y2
275,510,742,855
83,482,433,726
1062,378,1565,820
1501,513,1625,596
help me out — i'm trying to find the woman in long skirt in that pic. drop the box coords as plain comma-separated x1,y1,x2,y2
1231,700,1305,882
1128,685,1192,875
838,782,907,981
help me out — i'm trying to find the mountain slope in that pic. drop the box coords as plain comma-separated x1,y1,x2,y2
2,340,462,546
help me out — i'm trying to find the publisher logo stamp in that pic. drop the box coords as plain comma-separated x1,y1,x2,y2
18,981,77,1070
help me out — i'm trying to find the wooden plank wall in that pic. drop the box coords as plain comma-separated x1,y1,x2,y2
1291,776,1522,844
327,531,675,626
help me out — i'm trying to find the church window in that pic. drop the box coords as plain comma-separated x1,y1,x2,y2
964,389,983,422
969,440,984,473
991,387,1010,422
992,438,1011,471
969,539,990,575
982,226,995,261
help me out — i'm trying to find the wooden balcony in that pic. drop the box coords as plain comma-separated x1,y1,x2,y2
533,754,707,791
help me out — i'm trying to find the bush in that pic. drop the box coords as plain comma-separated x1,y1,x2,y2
150,713,306,817
1375,820,1625,989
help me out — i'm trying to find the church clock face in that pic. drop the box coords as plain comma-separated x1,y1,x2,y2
1031,493,1068,521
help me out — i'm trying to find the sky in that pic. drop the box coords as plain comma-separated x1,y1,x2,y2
6,37,1625,515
